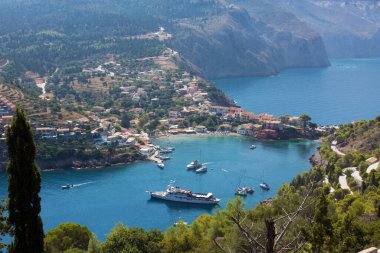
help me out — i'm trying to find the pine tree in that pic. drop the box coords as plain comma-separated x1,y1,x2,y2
310,194,333,253
6,108,44,253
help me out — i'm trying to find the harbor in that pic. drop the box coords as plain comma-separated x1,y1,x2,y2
0,136,318,240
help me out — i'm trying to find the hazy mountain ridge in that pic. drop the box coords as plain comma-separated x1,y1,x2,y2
169,0,330,78
1,0,379,78
276,0,380,57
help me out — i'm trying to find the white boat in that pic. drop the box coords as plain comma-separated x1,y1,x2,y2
157,155,171,160
260,182,270,191
157,163,165,169
195,165,207,173
187,160,202,169
242,186,255,193
148,185,220,204
235,187,247,196
61,184,73,189
250,145,256,149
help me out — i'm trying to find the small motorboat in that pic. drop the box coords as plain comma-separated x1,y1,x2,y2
250,145,256,150
242,186,255,194
260,182,270,191
195,165,207,173
61,184,73,190
157,163,165,169
157,155,171,160
235,187,247,196
187,160,202,169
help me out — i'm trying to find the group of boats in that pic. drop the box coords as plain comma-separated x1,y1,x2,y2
156,146,175,169
148,180,270,205
234,182,270,196
187,160,207,173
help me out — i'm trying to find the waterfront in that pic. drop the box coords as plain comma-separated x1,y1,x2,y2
0,137,318,240
215,58,380,125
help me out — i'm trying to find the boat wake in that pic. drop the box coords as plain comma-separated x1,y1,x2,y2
72,181,95,188
202,162,214,165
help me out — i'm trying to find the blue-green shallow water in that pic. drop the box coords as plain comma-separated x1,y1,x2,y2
214,58,380,125
0,137,318,240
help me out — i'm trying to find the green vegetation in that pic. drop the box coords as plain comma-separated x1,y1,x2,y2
6,108,44,253
45,223,94,253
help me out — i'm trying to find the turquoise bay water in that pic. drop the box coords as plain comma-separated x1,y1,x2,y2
0,137,318,240
215,58,380,125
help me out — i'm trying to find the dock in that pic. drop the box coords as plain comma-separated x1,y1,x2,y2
149,150,163,164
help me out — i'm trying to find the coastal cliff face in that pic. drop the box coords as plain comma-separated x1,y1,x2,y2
275,0,380,58
169,1,330,78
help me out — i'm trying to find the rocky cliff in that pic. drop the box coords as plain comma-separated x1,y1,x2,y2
275,0,380,58
169,1,330,78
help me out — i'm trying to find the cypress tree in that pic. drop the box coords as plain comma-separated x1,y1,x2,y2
6,108,44,253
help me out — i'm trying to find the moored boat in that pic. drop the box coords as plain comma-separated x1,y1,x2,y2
235,187,247,196
187,160,202,169
242,186,255,193
260,182,270,191
195,165,207,173
250,145,256,149
148,185,220,204
157,163,165,169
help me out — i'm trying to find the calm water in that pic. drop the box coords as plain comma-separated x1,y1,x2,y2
215,58,380,125
0,137,318,240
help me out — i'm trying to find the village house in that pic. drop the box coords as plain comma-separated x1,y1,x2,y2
219,123,232,132
169,111,181,118
237,123,260,136
208,105,229,116
288,116,303,127
130,108,145,115
35,127,57,139
168,118,185,125
262,120,283,130
159,119,169,126
57,128,72,138
195,125,207,133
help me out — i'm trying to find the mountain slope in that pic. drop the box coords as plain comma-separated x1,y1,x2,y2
275,0,380,57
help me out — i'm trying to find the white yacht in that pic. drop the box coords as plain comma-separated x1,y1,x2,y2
148,185,220,204
157,163,165,169
250,145,256,149
187,160,202,169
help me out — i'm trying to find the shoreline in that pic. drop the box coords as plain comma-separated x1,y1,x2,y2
0,134,320,172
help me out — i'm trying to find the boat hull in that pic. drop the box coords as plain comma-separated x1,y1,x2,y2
150,192,220,205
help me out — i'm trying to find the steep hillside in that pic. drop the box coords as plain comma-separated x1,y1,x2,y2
332,117,380,154
0,0,330,79
276,0,380,57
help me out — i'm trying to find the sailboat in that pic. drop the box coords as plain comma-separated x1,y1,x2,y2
260,169,270,190
188,150,207,173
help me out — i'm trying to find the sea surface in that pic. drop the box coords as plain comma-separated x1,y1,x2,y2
0,137,318,240
1,58,379,241
215,58,380,125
